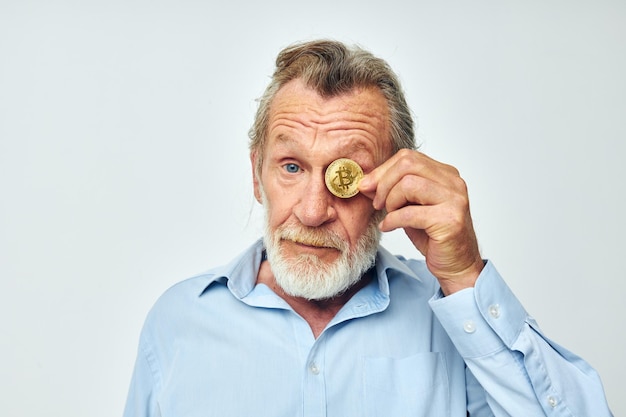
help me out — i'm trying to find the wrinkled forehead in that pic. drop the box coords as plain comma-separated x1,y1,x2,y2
265,79,393,160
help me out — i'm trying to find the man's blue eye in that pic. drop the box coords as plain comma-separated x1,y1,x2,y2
284,163,300,173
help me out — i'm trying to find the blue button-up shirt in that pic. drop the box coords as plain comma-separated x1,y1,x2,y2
124,239,612,416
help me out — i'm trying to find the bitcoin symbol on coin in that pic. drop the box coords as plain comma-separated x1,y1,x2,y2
334,166,355,190
325,158,364,198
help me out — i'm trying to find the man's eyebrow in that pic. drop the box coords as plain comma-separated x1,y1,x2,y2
275,133,291,144
274,132,375,159
274,133,301,148
349,140,369,152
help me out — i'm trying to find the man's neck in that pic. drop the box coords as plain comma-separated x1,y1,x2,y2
256,260,374,338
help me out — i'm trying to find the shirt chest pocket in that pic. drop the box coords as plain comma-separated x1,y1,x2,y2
363,352,450,417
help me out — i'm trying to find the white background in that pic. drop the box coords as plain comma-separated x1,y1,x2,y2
1,0,624,415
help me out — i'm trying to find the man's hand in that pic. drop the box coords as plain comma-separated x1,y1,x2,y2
359,149,484,295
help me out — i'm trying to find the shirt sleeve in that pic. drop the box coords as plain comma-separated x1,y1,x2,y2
429,261,613,417
123,335,161,417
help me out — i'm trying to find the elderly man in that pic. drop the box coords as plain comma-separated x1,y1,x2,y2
124,40,612,416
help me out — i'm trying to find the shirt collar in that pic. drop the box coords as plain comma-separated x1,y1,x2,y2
197,238,422,299
375,245,423,293
196,239,265,298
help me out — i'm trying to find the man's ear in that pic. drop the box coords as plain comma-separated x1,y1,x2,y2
251,151,262,204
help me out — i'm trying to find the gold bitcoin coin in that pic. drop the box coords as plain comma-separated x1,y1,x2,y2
324,158,364,198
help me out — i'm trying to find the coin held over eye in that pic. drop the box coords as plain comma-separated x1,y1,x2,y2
324,158,364,198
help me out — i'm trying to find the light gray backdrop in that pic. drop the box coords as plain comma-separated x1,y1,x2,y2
1,0,624,415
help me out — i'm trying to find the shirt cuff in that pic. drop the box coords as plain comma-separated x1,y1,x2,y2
428,260,529,358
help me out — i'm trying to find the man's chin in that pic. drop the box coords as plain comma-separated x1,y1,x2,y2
277,279,351,301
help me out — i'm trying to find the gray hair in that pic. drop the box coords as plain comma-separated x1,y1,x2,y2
248,40,416,174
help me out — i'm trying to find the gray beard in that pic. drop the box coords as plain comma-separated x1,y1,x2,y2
262,196,383,300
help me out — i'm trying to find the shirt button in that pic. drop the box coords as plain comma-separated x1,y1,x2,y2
488,304,501,319
463,320,476,334
547,396,558,408
309,363,320,375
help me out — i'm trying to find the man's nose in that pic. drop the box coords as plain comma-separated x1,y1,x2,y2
293,175,337,227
